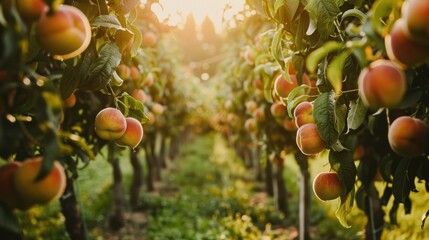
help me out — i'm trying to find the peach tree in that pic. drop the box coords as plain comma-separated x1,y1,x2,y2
246,0,429,237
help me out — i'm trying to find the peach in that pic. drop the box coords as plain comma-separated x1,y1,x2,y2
151,103,165,115
141,31,158,48
293,101,315,128
274,73,310,98
358,59,406,109
63,92,76,108
94,107,127,140
14,157,66,206
36,5,91,60
130,66,141,81
402,0,429,44
244,118,258,133
385,19,429,67
245,100,258,113
296,123,326,155
313,172,344,201
252,107,265,122
388,116,427,157
253,77,264,90
0,162,23,209
270,102,286,118
131,89,148,104
115,117,143,149
116,64,131,80
283,118,298,132
16,0,47,22
353,145,365,160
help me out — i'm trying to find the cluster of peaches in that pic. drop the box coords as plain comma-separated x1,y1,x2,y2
0,157,66,210
3,0,92,60
94,107,144,149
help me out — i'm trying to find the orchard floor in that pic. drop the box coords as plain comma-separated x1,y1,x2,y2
16,132,429,239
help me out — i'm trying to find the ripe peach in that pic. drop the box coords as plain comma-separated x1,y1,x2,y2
296,123,326,155
245,100,258,113
0,162,23,209
313,172,344,201
385,19,429,67
402,0,429,44
270,102,286,118
252,107,265,122
293,101,315,128
274,73,310,98
130,66,141,81
388,116,427,157
244,118,258,133
16,0,47,22
94,107,127,140
253,77,264,90
63,92,76,108
151,103,165,115
131,89,148,104
14,157,66,206
142,31,158,48
116,64,131,80
37,5,91,60
115,117,143,149
358,59,406,109
283,118,298,132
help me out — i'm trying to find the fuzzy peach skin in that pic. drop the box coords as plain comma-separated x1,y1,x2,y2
270,102,286,118
402,0,429,44
37,5,91,59
14,157,66,207
115,117,144,149
274,73,310,98
16,0,47,22
388,116,427,157
313,172,344,201
94,107,127,140
293,101,315,128
296,123,326,156
358,59,406,109
0,162,24,209
385,19,429,67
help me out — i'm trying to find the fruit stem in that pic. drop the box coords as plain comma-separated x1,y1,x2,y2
106,83,119,109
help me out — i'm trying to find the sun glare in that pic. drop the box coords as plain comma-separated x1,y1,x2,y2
149,0,246,32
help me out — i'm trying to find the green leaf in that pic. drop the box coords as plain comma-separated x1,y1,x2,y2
262,74,274,103
119,93,149,124
129,24,142,57
313,91,339,146
270,27,286,70
336,187,355,228
347,97,367,132
80,43,122,90
341,8,367,24
274,0,299,25
60,67,79,99
305,0,341,39
327,51,350,96
335,103,347,135
392,158,411,203
329,149,356,194
287,94,308,118
306,41,342,73
294,11,310,51
370,0,395,35
91,15,124,30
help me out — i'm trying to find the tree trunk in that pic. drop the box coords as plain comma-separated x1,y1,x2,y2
130,147,143,210
144,141,155,192
108,144,125,231
295,152,310,240
275,161,288,216
150,135,161,181
60,175,87,240
168,135,179,161
159,134,167,168
365,196,384,240
265,159,274,196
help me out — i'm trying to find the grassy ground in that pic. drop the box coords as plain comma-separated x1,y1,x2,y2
14,133,429,239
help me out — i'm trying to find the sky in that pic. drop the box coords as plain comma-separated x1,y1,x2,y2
148,0,246,32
